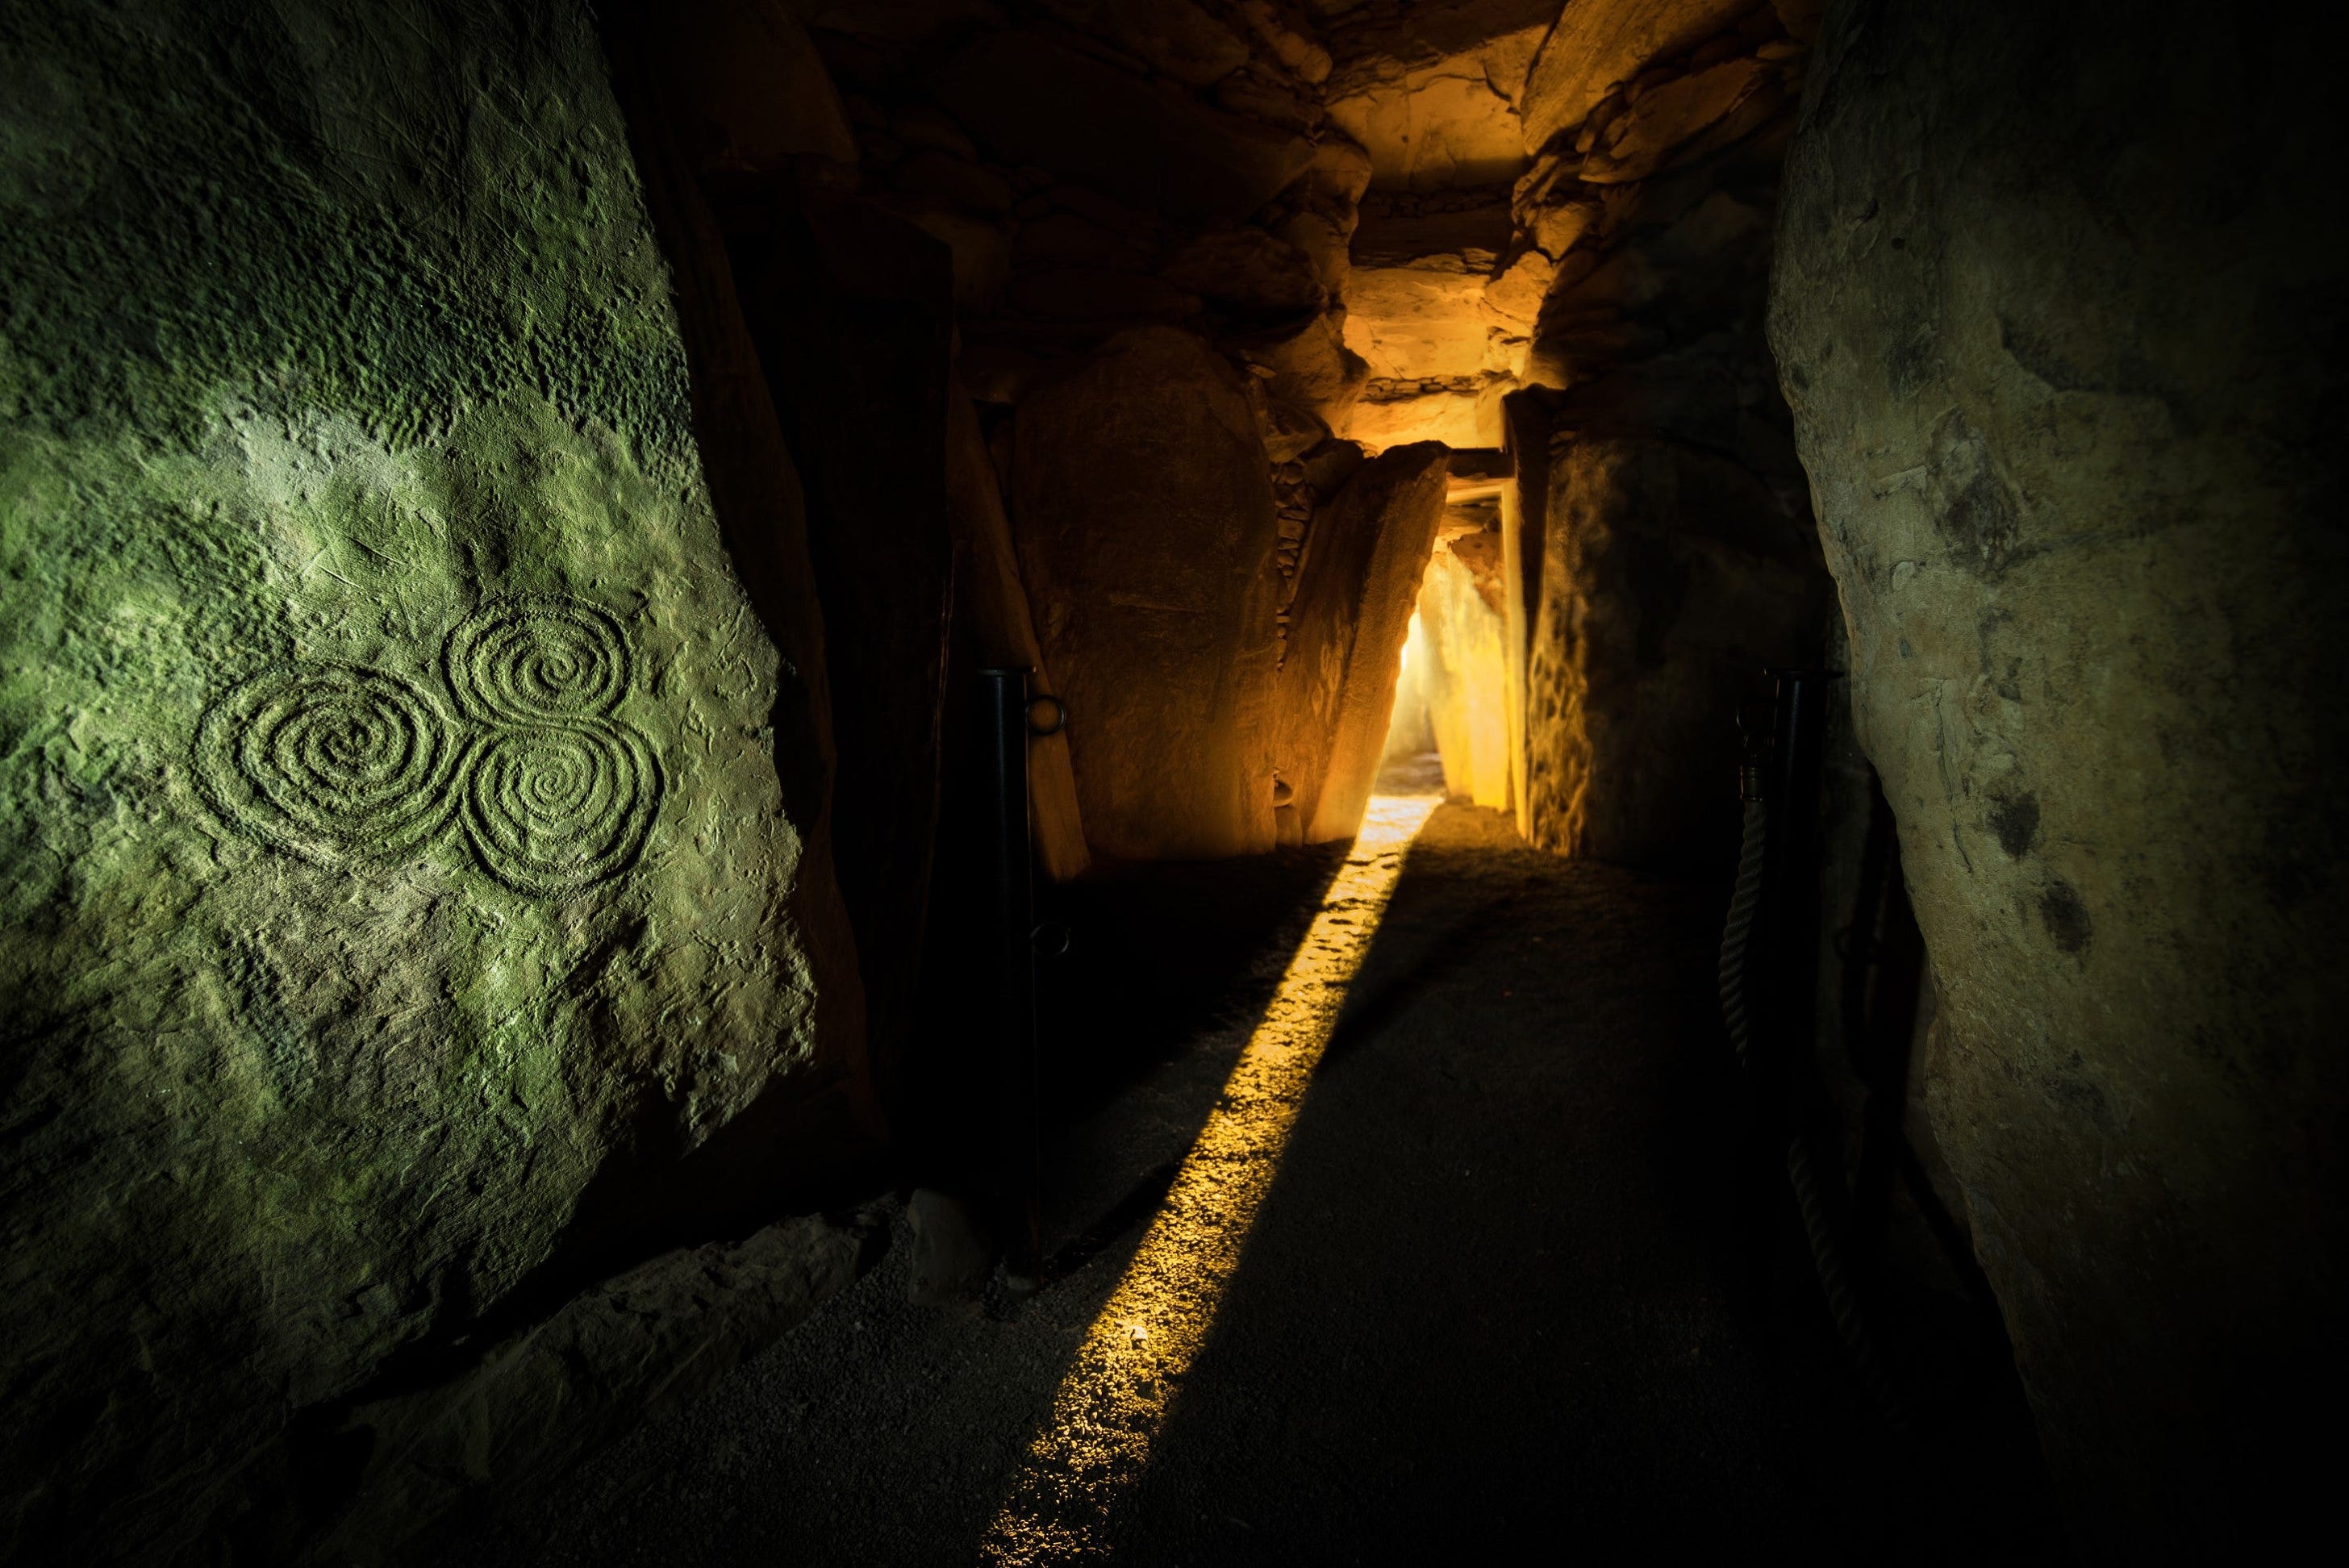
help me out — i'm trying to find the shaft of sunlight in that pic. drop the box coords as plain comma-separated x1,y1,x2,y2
983,791,1444,1564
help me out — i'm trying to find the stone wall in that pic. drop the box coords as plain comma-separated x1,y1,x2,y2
770,2,1512,861
1768,0,2347,1552
1524,433,1821,864
887,0,1840,866
1279,441,1452,840
1012,327,1287,859
1500,0,1827,864
1325,0,1557,448
802,0,1354,425
0,2,863,1558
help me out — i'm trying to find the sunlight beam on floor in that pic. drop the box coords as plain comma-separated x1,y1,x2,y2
982,792,1444,1564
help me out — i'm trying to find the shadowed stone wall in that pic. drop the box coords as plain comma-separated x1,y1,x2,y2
0,2,862,1557
1012,327,1286,859
1768,0,2347,1553
1500,0,1828,865
1523,432,1821,863
793,2,1543,861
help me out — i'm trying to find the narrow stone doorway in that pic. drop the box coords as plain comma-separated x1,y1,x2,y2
1381,462,1514,815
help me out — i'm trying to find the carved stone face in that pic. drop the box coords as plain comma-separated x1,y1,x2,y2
0,10,849,1553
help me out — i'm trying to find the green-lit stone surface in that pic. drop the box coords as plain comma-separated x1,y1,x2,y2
0,2,836,1551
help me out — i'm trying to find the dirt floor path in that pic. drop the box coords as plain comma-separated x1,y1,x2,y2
440,796,2062,1566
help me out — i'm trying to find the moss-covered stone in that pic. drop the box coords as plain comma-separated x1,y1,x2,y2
0,2,852,1555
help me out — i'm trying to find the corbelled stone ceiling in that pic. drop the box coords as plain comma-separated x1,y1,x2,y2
785,0,1819,456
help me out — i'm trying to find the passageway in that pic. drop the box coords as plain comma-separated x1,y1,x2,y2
440,778,2057,1566
9,2,2339,1561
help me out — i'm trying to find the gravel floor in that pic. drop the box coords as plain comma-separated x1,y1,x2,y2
436,798,2063,1566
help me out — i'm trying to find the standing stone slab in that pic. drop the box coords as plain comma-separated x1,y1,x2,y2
1499,391,1554,839
0,2,857,1558
1279,443,1451,841
1524,435,1821,865
1768,0,2347,1552
1011,327,1283,861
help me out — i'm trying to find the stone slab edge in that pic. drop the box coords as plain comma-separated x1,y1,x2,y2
314,1207,890,1565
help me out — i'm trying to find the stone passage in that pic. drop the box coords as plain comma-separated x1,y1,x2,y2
196,593,662,898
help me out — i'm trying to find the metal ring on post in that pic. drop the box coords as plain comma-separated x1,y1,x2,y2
1026,694,1067,736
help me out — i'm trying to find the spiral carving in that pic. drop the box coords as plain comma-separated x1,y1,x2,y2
195,664,460,865
444,594,630,725
461,723,660,896
195,593,665,899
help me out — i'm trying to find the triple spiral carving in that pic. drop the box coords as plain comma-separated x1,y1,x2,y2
445,595,632,725
196,594,661,898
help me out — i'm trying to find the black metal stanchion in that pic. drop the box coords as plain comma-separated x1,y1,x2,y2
1722,666,1906,1424
978,668,1041,1279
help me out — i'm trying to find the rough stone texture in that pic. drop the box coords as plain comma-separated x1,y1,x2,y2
801,1,1368,451
1498,394,1551,838
1768,2,2348,1552
1347,386,1494,452
1279,135,1375,301
1324,2,1817,799
1326,1,1790,458
314,1213,872,1563
1578,56,1771,185
1325,0,1559,94
0,3,862,1559
1525,436,1821,865
1346,258,1496,382
1515,32,1800,421
1010,328,1284,859
1326,76,1528,194
1227,311,1371,436
1312,0,1563,451
1341,187,1521,448
1323,0,1553,190
1500,9,1817,866
1279,444,1450,840
1231,0,1333,84
1520,0,1756,153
